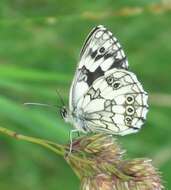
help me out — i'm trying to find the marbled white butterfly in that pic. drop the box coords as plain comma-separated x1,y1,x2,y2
60,25,148,136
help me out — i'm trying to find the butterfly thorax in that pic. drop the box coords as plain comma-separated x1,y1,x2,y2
71,108,89,133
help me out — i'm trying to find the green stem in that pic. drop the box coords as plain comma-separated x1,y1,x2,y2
0,126,94,166
0,126,65,157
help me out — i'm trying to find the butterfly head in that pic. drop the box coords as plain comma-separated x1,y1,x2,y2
60,106,70,122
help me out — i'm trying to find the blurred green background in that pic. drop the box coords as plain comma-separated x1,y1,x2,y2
0,0,171,189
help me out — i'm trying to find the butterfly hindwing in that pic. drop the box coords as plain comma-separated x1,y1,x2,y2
76,69,148,135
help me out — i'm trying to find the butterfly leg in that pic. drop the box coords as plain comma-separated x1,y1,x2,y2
69,129,79,155
77,131,81,137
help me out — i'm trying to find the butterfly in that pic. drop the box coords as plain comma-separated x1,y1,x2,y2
60,25,148,137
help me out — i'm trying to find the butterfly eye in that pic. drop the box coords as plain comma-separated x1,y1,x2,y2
126,106,135,115
99,47,105,54
126,95,134,104
125,116,132,126
60,108,67,119
113,81,121,89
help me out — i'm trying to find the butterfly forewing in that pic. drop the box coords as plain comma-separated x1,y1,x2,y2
70,25,129,111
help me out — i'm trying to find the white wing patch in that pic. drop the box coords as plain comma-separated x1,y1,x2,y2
75,69,148,135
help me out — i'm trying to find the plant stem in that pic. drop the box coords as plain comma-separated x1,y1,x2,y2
0,126,94,166
0,126,65,157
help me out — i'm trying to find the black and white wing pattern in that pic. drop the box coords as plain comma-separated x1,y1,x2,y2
75,69,148,135
70,25,128,111
69,25,148,135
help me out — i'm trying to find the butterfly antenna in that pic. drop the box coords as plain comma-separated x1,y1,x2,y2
56,89,65,107
24,102,61,109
